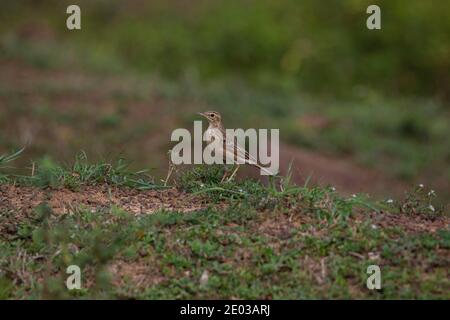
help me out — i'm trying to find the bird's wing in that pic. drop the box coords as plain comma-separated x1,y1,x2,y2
211,129,258,165
210,128,274,175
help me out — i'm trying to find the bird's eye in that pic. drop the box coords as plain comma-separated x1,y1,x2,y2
210,114,215,118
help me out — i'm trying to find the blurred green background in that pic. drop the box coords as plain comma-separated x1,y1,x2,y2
0,0,449,200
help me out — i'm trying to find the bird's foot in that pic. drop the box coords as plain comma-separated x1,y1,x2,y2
226,165,240,182
220,172,229,183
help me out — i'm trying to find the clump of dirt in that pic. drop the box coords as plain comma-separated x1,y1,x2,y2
0,185,47,218
0,185,211,216
365,211,450,234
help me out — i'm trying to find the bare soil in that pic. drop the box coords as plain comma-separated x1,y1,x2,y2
0,184,209,216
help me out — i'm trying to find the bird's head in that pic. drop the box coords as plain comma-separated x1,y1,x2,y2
197,111,222,126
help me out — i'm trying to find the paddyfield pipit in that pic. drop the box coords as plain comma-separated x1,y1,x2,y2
198,111,273,182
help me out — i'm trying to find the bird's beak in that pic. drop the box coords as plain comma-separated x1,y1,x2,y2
197,112,206,118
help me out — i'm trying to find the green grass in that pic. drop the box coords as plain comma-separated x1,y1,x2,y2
1,197,448,299
0,148,24,184
1,150,162,191
0,155,448,299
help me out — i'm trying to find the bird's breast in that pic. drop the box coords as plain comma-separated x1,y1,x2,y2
204,128,219,144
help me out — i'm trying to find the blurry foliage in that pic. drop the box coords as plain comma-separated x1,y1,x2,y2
1,0,449,99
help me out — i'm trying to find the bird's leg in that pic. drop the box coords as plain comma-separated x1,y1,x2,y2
220,166,228,183
227,164,240,182
164,151,175,186
164,164,174,187
220,165,229,183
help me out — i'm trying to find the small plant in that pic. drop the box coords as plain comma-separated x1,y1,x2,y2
178,165,225,192
17,152,162,190
0,148,24,169
398,184,445,216
0,148,24,184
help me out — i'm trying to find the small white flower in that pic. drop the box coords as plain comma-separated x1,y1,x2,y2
239,188,244,193
331,187,336,192
419,184,424,188
199,270,209,286
371,224,378,229
386,199,394,204
200,183,204,188
352,194,357,198
428,190,436,197
428,205,435,212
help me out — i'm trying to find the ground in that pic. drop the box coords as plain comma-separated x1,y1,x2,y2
0,163,448,299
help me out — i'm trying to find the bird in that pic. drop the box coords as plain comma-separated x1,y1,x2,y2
197,111,274,182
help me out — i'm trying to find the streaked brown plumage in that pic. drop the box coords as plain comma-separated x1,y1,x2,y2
198,111,273,181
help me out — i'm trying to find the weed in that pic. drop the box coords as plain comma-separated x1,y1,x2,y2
0,148,24,184
14,152,162,190
381,184,447,217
